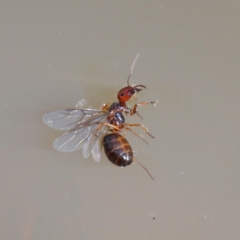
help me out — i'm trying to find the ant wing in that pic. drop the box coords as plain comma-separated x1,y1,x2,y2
53,126,90,152
43,109,105,130
91,137,102,162
82,123,108,162
52,113,109,152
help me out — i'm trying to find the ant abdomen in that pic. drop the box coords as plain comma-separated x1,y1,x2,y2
103,133,133,167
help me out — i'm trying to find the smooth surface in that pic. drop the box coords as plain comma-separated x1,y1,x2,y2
1,1,240,240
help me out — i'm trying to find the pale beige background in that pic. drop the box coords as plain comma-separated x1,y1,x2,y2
1,1,240,240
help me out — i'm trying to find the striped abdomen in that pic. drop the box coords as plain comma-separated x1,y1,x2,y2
103,133,133,167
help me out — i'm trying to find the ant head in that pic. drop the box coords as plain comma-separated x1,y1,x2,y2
117,81,146,103
118,54,146,103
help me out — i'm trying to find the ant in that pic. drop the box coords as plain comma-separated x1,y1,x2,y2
43,54,157,179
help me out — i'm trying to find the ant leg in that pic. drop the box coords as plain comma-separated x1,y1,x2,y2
124,126,149,145
134,158,154,180
100,103,109,111
135,111,143,120
127,104,143,119
130,103,138,116
130,101,158,117
96,122,121,132
125,123,154,138
103,122,121,131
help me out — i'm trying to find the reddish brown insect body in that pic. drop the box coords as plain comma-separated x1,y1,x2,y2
103,133,133,167
43,54,156,179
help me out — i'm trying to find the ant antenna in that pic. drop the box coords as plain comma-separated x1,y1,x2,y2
127,54,140,86
136,159,154,180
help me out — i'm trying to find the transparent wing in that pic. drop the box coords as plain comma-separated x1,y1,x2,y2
53,126,91,152
91,137,102,162
43,108,105,130
52,113,109,153
82,124,108,161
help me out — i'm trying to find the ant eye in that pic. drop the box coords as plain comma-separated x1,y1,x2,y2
120,93,125,96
